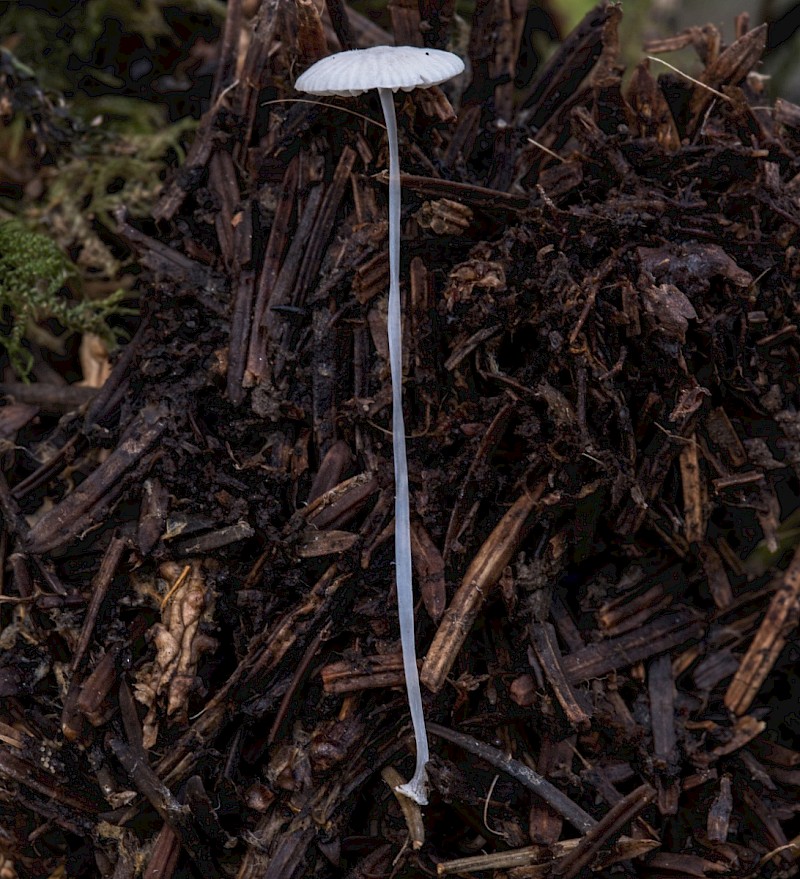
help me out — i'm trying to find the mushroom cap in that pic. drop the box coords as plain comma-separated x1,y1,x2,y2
295,45,464,97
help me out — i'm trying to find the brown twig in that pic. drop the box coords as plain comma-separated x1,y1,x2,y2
427,722,597,833
553,783,655,878
421,480,546,693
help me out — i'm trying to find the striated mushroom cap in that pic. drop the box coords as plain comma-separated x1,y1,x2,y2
295,45,464,97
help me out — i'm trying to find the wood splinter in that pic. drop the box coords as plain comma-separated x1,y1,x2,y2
421,480,547,693
725,539,800,715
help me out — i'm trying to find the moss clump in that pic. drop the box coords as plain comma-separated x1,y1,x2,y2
0,219,128,378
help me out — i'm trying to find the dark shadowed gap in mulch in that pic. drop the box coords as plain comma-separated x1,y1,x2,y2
3,1,800,877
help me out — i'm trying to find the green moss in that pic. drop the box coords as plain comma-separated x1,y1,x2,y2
0,220,129,378
0,41,196,283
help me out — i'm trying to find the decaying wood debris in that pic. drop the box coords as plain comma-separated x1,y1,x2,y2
3,1,800,876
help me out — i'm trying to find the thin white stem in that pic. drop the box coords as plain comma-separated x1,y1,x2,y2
378,86,429,805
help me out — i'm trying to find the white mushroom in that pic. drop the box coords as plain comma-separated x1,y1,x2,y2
296,45,464,806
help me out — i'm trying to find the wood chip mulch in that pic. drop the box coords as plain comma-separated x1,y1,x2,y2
3,2,800,877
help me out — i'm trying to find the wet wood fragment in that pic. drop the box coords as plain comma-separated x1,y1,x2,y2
321,652,405,694
451,837,661,875
108,735,216,875
308,440,353,503
296,528,358,557
389,0,423,46
70,534,127,675
156,565,350,784
554,784,655,879
138,477,170,555
626,59,681,149
698,543,734,610
171,519,255,555
26,406,167,554
0,382,97,412
520,1,612,125
411,519,446,622
325,0,355,50
648,653,679,815
302,471,378,530
0,744,101,833
530,622,591,730
706,406,747,468
428,722,597,833
143,824,181,879
596,579,674,637
422,482,545,692
294,0,327,70
528,736,573,843
381,765,425,849
708,774,733,842
562,609,704,683
685,25,767,137
680,435,705,542
245,156,299,386
352,251,388,304
725,539,800,715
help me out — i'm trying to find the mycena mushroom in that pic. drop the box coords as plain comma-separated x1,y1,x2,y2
296,45,464,805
